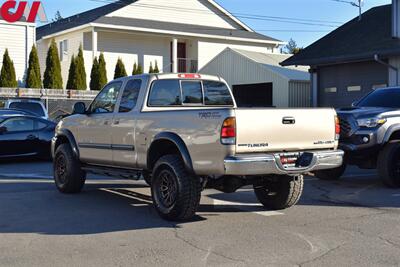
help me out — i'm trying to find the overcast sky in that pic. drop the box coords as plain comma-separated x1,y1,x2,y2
40,0,391,47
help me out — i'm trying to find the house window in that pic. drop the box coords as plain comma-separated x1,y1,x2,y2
347,85,361,92
324,87,337,93
59,40,68,61
372,84,387,90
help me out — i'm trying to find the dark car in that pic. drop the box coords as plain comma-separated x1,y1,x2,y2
313,87,400,188
0,108,38,116
0,115,56,160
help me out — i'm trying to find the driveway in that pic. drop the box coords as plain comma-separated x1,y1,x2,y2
0,161,399,266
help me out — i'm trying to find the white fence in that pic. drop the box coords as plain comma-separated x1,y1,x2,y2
0,88,99,120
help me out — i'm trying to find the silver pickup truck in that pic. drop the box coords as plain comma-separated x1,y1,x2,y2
52,73,344,221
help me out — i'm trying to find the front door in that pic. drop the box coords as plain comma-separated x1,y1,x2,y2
77,81,123,165
112,78,142,168
171,42,187,72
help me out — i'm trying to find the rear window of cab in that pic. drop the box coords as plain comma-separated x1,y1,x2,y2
148,79,234,107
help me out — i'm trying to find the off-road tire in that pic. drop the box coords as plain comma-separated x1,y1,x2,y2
151,155,201,221
54,144,86,193
314,164,347,181
254,175,303,210
377,141,400,188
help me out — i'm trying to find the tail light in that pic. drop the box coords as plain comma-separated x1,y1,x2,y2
335,116,340,140
221,117,236,145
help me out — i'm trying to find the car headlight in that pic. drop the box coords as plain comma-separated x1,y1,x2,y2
357,117,387,128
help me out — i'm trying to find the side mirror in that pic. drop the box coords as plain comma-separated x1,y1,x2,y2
72,102,86,115
0,126,7,134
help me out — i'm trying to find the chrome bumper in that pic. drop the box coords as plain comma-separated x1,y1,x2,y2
224,150,344,176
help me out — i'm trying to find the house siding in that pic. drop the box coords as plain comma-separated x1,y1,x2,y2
0,21,35,86
106,0,238,30
37,28,89,89
289,81,311,107
200,48,291,107
318,61,388,108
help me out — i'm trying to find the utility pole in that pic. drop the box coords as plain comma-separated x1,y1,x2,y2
351,0,363,21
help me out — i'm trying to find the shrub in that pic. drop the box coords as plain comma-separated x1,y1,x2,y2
43,39,63,89
26,45,42,88
0,49,18,87
75,44,87,90
154,61,160,73
90,57,101,91
98,53,107,89
66,55,77,89
149,62,154,73
132,62,137,75
114,58,127,79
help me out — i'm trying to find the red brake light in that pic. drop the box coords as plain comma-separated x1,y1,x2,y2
221,117,236,145
335,116,340,140
178,74,201,79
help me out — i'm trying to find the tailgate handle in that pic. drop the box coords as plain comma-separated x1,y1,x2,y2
282,117,296,125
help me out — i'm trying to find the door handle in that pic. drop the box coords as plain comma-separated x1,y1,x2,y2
282,117,296,125
27,134,38,140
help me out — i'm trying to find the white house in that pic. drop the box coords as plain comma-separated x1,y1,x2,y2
36,0,284,90
0,16,36,86
200,48,311,107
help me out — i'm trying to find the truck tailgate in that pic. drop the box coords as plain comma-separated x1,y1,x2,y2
234,108,337,153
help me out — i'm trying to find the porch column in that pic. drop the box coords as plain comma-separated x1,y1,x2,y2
172,38,178,73
92,28,98,60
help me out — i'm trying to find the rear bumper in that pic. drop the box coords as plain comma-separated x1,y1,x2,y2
224,150,344,176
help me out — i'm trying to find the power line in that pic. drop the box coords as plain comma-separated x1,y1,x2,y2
87,0,342,28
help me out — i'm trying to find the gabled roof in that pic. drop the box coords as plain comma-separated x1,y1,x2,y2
37,0,136,40
92,17,280,42
281,4,400,67
37,0,280,43
230,48,309,81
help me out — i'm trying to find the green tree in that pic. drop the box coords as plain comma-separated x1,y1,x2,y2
114,58,127,79
26,45,42,88
43,39,63,89
148,62,154,73
52,11,63,22
0,49,18,88
90,57,101,91
137,63,143,74
66,55,77,89
75,45,87,90
284,38,302,54
132,62,138,75
98,53,107,89
153,61,160,73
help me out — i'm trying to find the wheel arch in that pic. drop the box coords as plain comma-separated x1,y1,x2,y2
52,129,80,160
147,132,194,174
383,125,400,143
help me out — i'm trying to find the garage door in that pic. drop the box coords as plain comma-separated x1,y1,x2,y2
232,83,273,107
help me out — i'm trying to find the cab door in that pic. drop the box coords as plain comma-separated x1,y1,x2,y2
76,81,123,165
111,79,143,168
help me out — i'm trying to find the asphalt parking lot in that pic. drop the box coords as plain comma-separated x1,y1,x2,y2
0,161,399,267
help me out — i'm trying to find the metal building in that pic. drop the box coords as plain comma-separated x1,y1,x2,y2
200,48,311,108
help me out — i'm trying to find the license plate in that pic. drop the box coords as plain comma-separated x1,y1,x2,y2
279,152,313,169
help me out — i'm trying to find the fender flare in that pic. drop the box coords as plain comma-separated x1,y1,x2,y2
148,132,194,174
53,128,80,160
383,124,400,143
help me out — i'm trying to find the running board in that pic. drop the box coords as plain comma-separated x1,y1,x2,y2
82,165,142,180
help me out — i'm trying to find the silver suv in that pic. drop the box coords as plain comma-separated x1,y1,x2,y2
52,74,344,221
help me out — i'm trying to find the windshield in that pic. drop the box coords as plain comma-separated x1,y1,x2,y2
357,88,400,108
9,102,45,117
